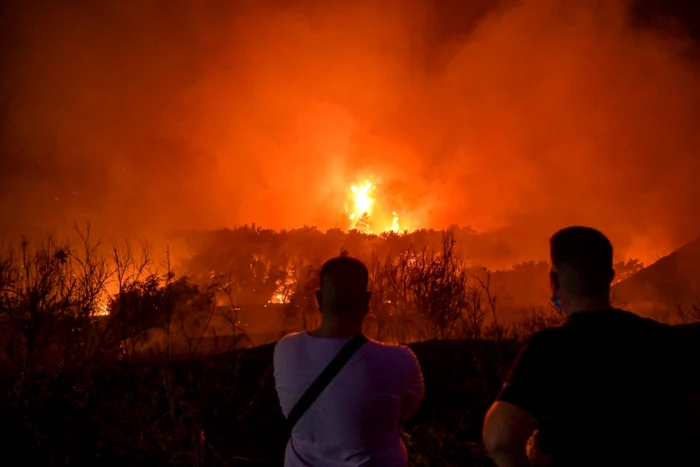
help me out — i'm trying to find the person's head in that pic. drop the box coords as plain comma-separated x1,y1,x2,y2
549,226,615,314
315,256,371,320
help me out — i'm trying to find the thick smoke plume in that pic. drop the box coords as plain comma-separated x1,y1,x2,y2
1,0,699,266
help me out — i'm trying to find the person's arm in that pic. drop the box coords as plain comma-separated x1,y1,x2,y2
272,339,288,415
400,347,425,421
483,401,537,467
483,340,552,467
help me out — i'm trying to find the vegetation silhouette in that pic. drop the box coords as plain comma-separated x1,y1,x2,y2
0,226,696,465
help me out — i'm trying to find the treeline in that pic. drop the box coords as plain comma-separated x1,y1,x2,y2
182,225,557,313
287,233,560,343
0,228,531,377
0,225,658,376
182,225,646,327
181,225,488,304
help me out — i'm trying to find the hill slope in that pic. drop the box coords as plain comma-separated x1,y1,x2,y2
613,237,700,310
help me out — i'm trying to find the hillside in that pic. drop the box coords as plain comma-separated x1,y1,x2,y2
613,236,700,311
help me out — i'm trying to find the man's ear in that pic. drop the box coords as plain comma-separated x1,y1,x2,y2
314,289,323,309
362,291,371,314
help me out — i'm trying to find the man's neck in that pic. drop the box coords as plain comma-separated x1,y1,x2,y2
565,298,613,317
309,315,363,338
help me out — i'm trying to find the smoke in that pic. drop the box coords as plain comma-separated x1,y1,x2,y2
1,0,699,266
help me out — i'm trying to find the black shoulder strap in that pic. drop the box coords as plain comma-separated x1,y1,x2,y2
287,334,368,432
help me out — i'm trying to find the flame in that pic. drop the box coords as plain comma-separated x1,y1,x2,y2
346,180,375,233
388,211,400,233
345,178,401,234
268,273,297,304
92,299,109,317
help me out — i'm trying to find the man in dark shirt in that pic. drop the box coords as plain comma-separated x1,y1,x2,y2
483,226,694,467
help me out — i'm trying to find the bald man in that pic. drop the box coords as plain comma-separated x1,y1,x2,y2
274,256,424,467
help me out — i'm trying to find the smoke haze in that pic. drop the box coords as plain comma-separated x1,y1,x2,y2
1,0,699,266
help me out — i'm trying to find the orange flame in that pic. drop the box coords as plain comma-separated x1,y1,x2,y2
345,178,401,234
389,211,400,233
92,299,109,316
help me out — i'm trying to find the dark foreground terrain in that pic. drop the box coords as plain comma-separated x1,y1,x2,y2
3,323,700,466
1,339,518,466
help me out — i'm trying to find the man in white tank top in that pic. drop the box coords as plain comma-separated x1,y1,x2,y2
274,256,425,466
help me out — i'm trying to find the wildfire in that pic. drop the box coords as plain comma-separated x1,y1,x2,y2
268,273,297,304
390,211,400,233
92,299,110,317
345,178,401,234
347,181,375,232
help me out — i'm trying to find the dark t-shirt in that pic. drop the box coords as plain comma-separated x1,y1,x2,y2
498,309,696,466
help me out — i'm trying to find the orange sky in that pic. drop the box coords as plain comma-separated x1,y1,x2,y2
1,0,700,267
